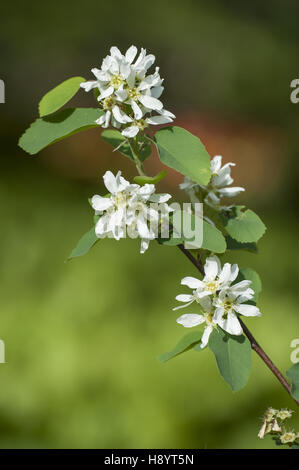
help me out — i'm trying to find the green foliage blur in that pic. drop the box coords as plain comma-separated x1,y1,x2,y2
0,0,298,448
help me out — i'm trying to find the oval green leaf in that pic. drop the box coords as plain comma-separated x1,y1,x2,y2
39,77,86,117
18,107,103,155
223,207,266,243
158,331,202,363
68,227,99,260
209,328,252,391
286,363,299,401
154,126,211,185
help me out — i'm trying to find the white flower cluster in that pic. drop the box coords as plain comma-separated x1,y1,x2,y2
180,155,244,209
81,46,175,138
91,171,172,254
258,407,298,446
174,255,261,348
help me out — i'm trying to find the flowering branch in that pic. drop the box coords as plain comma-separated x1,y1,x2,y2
177,244,299,406
18,44,299,420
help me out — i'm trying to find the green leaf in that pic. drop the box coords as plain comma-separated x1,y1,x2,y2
226,236,258,254
201,220,226,253
134,170,166,185
154,126,211,185
38,77,85,117
286,363,299,400
19,108,103,155
158,331,202,363
159,214,226,254
236,267,262,303
222,206,266,243
209,328,252,391
101,129,151,162
68,227,99,260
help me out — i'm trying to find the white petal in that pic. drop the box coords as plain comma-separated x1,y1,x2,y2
221,312,243,336
137,184,155,200
181,276,203,289
126,69,136,88
204,256,221,281
98,86,114,100
234,304,261,317
158,108,176,118
198,296,212,313
95,214,109,237
115,86,128,102
212,307,225,323
95,114,106,126
175,294,194,303
112,105,132,124
172,299,195,311
143,54,155,71
103,171,119,194
80,80,98,92
200,325,213,348
137,214,150,239
103,110,111,128
218,187,245,197
210,155,222,174
151,86,164,99
125,45,138,64
205,191,220,205
149,193,172,203
91,68,110,81
110,46,123,59
176,314,205,328
230,280,252,293
121,126,140,138
140,238,150,254
218,263,233,285
131,100,143,120
91,195,113,212
120,62,131,79
138,94,163,110
146,115,173,125
230,264,239,282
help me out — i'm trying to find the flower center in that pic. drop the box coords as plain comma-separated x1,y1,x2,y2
205,281,218,292
224,300,233,310
136,119,147,130
114,192,128,207
103,96,115,110
110,74,124,89
127,87,140,101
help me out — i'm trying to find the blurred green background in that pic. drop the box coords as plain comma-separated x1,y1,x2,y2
0,0,298,449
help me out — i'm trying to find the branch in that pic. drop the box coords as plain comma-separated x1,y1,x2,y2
177,245,299,407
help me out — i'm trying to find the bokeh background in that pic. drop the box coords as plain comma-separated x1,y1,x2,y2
0,0,298,449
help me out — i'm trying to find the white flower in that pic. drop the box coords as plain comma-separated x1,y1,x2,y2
280,431,298,445
276,409,293,421
180,155,244,208
174,256,262,344
173,255,239,310
81,46,175,137
213,282,261,336
91,170,172,253
176,297,215,349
